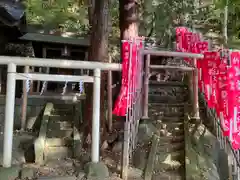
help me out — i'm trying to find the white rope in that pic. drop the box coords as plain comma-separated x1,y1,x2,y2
40,81,47,95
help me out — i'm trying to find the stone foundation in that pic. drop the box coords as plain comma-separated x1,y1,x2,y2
185,119,229,180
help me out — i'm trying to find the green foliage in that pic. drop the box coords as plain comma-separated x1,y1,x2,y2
139,0,195,48
24,0,240,49
25,0,89,35
198,0,240,42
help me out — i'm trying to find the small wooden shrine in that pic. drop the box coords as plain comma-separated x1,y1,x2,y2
18,32,90,95
0,0,90,98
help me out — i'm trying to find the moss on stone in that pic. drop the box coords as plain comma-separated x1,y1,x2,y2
185,121,221,180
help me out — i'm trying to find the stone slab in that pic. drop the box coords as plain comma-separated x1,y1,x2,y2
45,147,72,160
21,167,36,179
35,102,54,165
37,176,76,180
45,138,72,147
84,162,109,180
0,134,34,166
0,166,21,180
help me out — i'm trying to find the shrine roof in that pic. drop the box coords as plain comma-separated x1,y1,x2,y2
19,32,90,47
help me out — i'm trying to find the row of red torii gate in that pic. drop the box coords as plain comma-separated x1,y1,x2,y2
111,27,240,178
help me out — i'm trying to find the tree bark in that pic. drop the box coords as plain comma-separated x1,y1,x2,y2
87,0,95,28
112,0,139,107
119,0,139,40
83,0,109,146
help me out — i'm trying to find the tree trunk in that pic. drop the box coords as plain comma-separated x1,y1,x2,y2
83,0,109,146
223,0,228,45
119,0,139,40
112,0,139,107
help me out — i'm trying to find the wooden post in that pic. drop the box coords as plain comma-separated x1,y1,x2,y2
21,66,29,130
143,54,150,118
42,48,50,93
36,67,42,92
85,51,89,75
0,66,2,94
188,69,193,112
144,134,159,180
227,146,233,180
107,56,113,132
193,58,199,119
29,67,34,93
121,122,130,180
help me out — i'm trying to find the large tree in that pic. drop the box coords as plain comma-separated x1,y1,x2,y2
111,0,139,112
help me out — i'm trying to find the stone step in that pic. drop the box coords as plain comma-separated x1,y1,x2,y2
152,170,184,180
154,152,184,168
149,110,184,117
149,92,185,98
149,95,185,104
155,170,184,177
149,103,188,107
44,147,72,160
149,87,185,93
149,92,186,98
37,176,76,180
149,111,184,117
52,105,74,111
49,115,74,122
157,121,184,130
149,104,185,111
45,138,72,147
53,106,74,110
52,107,73,112
163,113,185,118
162,116,184,122
149,85,186,91
153,116,184,123
156,150,184,159
48,121,73,131
160,135,184,144
159,128,184,137
51,110,73,116
149,80,186,87
47,129,73,138
51,106,73,115
158,142,184,153
150,113,184,119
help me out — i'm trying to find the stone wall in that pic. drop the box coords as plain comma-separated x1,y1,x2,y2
185,119,229,180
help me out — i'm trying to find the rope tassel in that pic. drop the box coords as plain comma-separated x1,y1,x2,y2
79,81,84,94
40,81,47,95
26,78,31,93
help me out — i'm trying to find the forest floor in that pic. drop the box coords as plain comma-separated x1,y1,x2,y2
0,119,143,180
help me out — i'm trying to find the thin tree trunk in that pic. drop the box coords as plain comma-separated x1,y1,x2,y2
113,0,139,115
87,0,95,28
113,0,139,112
119,1,139,179
223,0,228,45
84,0,109,146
